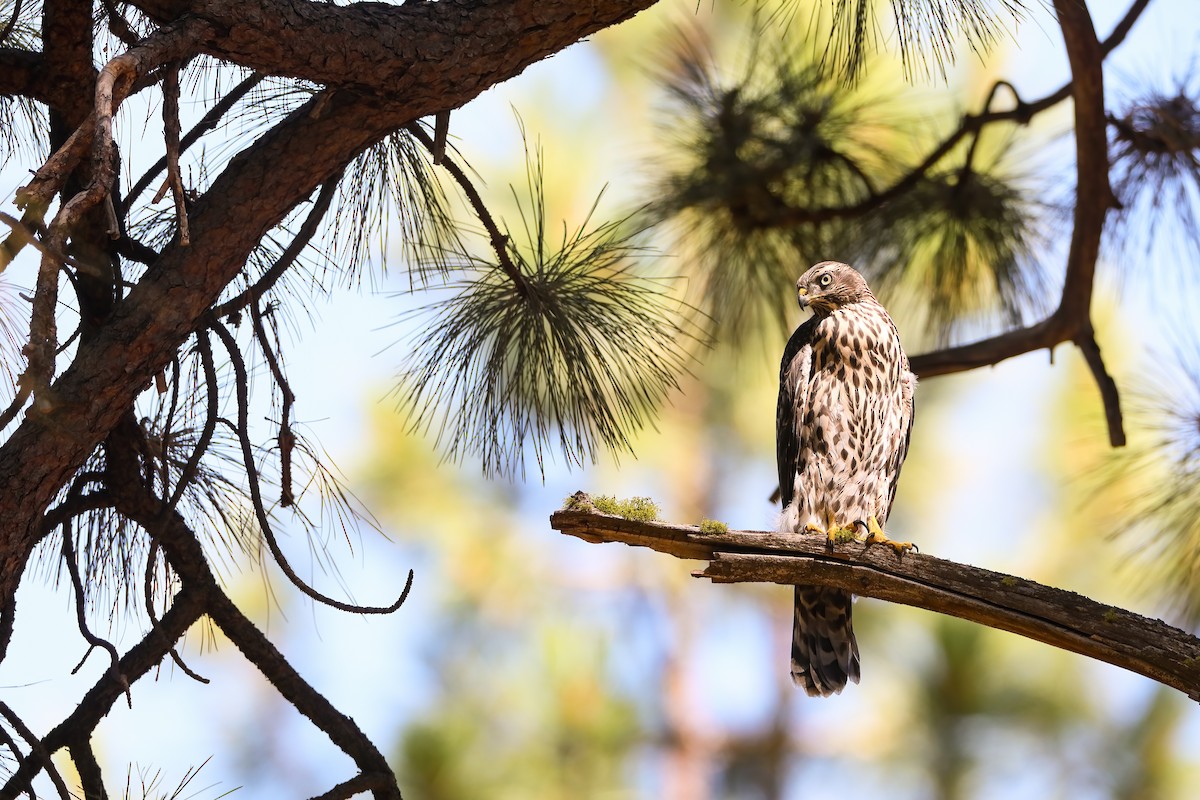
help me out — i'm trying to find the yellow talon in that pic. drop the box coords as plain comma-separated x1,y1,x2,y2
864,515,916,555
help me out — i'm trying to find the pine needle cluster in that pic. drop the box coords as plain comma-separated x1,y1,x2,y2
397,152,695,478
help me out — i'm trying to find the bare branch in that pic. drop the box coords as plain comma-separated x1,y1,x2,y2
109,479,404,800
308,772,396,800
161,63,190,246
61,524,132,706
125,72,265,210
550,507,1200,702
1075,326,1126,447
406,122,529,297
144,541,209,684
0,700,71,800
0,586,207,799
250,300,296,507
0,211,105,276
209,320,413,614
909,0,1125,446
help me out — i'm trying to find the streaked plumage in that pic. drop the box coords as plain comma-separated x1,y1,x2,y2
776,261,915,696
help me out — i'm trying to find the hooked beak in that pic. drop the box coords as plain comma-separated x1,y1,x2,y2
797,286,810,310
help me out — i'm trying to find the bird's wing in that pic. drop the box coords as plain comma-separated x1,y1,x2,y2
883,369,916,519
777,318,818,510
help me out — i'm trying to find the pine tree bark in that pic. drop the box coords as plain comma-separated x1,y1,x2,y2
0,0,659,622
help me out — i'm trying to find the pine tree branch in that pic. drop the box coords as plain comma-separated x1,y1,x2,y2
912,0,1125,447
550,506,1200,703
0,585,207,798
109,471,404,800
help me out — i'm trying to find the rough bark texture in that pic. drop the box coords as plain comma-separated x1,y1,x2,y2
550,508,1200,702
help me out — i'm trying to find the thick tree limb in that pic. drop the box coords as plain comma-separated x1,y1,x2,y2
549,507,1200,702
127,0,657,106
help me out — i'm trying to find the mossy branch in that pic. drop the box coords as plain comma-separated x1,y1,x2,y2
550,499,1200,702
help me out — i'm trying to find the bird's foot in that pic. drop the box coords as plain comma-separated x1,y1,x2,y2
863,515,917,555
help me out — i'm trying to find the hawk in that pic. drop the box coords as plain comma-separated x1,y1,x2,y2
776,261,916,696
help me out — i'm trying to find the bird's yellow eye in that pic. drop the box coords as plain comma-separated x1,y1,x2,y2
818,273,833,288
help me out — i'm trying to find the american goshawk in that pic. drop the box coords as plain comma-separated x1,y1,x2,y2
776,261,916,696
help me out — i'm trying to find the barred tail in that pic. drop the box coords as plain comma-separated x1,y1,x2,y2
791,585,860,697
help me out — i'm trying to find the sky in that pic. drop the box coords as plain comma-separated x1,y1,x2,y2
2,0,1200,798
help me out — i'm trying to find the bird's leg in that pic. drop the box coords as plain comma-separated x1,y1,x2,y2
863,515,917,555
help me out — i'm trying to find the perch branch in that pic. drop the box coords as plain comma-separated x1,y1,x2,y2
550,507,1200,702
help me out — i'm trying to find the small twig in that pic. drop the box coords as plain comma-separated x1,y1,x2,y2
158,356,181,487
161,63,191,246
0,384,31,432
406,122,530,297
1075,327,1126,446
550,506,1200,702
14,117,93,213
308,772,395,800
209,320,413,614
0,594,13,664
61,523,132,707
144,541,209,684
103,194,119,240
162,332,217,516
0,725,23,783
114,234,161,266
0,211,105,277
126,73,265,210
0,700,71,800
250,300,296,507
432,110,450,165
960,80,1015,178
99,0,139,46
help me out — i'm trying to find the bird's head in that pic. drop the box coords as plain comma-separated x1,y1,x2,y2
796,261,871,316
